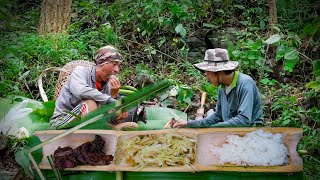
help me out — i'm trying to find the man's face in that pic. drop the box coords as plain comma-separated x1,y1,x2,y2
99,61,121,82
205,71,219,86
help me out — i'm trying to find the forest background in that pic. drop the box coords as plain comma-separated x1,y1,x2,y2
0,0,319,179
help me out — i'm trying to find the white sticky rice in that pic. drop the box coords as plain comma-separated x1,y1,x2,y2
210,129,289,166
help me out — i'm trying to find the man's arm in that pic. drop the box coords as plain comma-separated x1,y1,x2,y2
187,112,221,128
187,90,223,128
69,67,115,104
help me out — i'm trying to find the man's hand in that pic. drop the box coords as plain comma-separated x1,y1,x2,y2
116,111,129,123
172,120,188,128
109,75,121,98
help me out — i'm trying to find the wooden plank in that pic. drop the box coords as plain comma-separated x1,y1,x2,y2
39,164,117,171
34,129,120,135
194,127,302,134
34,127,303,172
194,164,302,172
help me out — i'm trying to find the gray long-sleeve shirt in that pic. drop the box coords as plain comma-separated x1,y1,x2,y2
50,66,115,126
187,72,263,127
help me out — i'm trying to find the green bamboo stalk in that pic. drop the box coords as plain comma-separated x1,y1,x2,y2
47,155,62,180
116,171,123,180
28,152,45,180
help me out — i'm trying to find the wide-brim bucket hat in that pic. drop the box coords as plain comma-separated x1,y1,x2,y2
193,48,238,72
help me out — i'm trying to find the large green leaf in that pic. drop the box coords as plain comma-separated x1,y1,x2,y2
137,120,169,130
15,147,33,177
306,81,320,91
31,100,56,123
0,96,52,136
203,23,219,29
29,135,43,164
265,34,281,45
38,170,303,180
283,48,299,72
276,45,286,61
137,107,187,130
284,48,298,60
175,24,187,37
313,60,320,76
15,136,43,178
145,107,187,121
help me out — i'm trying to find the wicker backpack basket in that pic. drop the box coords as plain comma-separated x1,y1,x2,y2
38,60,95,102
38,60,139,130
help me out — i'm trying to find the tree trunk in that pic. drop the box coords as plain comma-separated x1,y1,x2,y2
268,0,284,83
38,0,72,34
269,0,277,27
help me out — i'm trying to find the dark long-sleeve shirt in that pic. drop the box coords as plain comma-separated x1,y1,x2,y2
187,71,263,127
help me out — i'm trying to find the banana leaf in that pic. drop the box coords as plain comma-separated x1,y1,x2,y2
145,107,187,121
37,170,303,180
137,107,187,130
124,172,303,180
31,100,56,123
0,96,53,136
15,135,43,178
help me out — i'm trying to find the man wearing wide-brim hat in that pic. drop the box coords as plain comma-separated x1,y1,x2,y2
173,48,263,127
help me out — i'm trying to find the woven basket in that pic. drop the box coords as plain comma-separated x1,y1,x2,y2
54,60,94,99
38,60,95,102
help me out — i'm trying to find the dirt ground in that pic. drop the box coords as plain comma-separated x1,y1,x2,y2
0,144,31,180
0,147,20,179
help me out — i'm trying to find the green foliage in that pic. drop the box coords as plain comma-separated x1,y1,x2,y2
0,33,91,99
271,95,301,127
176,85,194,105
0,28,120,99
136,64,157,81
306,60,320,91
277,0,319,32
201,82,218,101
106,0,203,37
228,38,268,77
14,135,43,178
302,154,320,179
272,32,301,72
299,123,320,179
0,0,41,33
32,100,56,122
228,31,301,80
260,77,277,86
158,84,194,109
